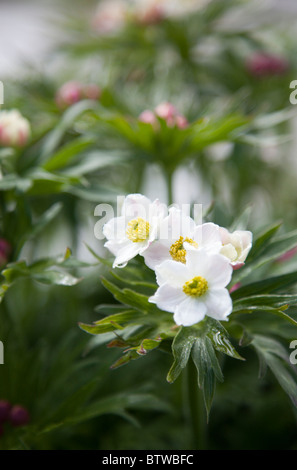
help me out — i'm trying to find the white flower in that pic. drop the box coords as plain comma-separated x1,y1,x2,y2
0,110,30,147
219,227,253,269
149,247,233,326
92,0,127,35
143,207,222,269
103,193,167,268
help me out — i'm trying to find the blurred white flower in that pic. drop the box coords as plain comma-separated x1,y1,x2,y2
219,227,253,269
149,247,233,326
103,193,167,268
0,109,30,147
143,207,222,269
92,0,128,35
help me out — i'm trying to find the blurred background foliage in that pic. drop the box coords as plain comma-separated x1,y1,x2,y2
0,0,297,449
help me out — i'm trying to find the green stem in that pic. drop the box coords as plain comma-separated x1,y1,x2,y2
185,358,208,450
165,167,174,206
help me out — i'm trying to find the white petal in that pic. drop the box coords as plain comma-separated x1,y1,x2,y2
112,242,142,268
155,259,190,287
142,241,171,269
174,297,207,326
184,248,233,289
158,207,195,241
103,216,127,241
204,288,233,321
193,222,222,252
122,194,153,219
149,284,186,313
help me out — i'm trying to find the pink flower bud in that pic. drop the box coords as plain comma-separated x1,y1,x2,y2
0,110,30,147
136,5,165,25
0,400,11,423
55,81,83,109
56,82,101,109
246,53,289,77
229,282,242,293
175,114,189,129
155,102,188,128
155,102,178,126
276,246,297,263
138,109,158,126
9,405,30,427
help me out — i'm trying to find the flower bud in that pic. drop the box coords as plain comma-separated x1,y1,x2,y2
246,53,289,77
276,246,297,263
136,4,165,25
219,228,252,269
138,109,158,126
9,405,30,427
155,102,178,127
0,400,11,423
0,110,30,147
155,102,188,128
55,81,83,109
56,81,101,109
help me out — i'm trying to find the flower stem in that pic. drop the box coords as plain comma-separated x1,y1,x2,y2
165,168,174,206
185,358,207,450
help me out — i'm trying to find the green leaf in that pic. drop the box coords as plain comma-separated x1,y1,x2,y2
42,137,95,171
252,335,297,406
101,277,158,314
79,310,141,335
167,327,198,383
191,336,224,416
231,271,297,300
207,320,245,360
39,100,99,162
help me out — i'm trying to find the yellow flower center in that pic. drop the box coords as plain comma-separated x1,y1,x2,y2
169,236,198,263
183,276,208,297
126,217,150,243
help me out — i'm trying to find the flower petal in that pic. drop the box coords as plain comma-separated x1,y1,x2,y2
155,259,190,287
193,222,222,252
112,241,143,268
142,240,171,269
174,297,207,326
103,216,127,241
149,283,186,313
204,288,233,321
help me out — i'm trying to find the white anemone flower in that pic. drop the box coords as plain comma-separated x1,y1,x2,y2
219,227,253,269
103,194,167,268
143,207,222,269
149,247,233,326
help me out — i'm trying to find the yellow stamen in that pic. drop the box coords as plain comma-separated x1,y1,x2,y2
183,276,208,297
169,236,198,263
126,217,150,243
